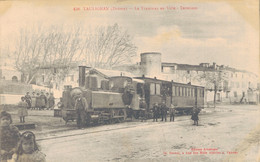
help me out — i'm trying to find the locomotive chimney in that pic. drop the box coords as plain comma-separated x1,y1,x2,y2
79,66,86,87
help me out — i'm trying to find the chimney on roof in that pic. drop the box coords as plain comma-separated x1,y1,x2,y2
213,62,216,69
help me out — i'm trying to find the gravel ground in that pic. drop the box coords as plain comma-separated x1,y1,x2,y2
7,104,255,162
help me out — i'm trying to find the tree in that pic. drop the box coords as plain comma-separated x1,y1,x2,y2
13,25,83,84
197,70,228,108
12,23,137,87
81,23,137,68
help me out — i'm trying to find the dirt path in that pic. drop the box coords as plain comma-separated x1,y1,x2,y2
38,105,260,162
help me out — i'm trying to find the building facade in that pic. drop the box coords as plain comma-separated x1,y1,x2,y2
113,52,259,104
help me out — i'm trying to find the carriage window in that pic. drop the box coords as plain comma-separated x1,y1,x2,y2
150,83,155,95
172,86,175,96
188,88,190,96
191,88,193,97
156,84,161,95
184,87,187,97
176,87,179,96
202,90,204,97
180,87,183,96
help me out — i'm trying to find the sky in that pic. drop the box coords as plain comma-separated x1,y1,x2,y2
0,0,259,74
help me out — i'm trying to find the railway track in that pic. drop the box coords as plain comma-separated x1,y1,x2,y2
36,110,225,142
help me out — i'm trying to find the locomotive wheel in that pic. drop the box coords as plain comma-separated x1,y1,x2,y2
118,109,127,120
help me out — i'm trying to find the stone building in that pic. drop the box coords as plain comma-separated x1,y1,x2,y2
113,52,259,104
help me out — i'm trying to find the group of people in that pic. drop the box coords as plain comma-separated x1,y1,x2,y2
24,91,55,110
0,111,46,162
152,101,176,122
152,102,200,126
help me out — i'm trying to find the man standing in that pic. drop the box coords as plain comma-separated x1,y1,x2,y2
18,97,28,123
75,94,88,129
24,92,31,109
48,93,55,110
169,104,176,122
39,92,47,110
191,107,200,126
161,101,168,122
153,103,159,122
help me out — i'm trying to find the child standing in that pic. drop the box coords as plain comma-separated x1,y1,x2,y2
11,131,46,162
18,97,28,123
0,111,20,162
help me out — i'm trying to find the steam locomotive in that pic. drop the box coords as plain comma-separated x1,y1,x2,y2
60,66,204,125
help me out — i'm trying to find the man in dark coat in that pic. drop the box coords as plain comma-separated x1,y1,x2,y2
24,92,31,109
160,101,168,122
139,98,147,122
169,104,176,122
75,95,88,129
153,103,159,122
191,107,200,126
39,92,47,110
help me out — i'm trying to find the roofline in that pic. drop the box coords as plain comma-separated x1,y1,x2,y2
134,76,205,88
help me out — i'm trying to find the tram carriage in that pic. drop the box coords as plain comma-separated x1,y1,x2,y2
134,76,205,115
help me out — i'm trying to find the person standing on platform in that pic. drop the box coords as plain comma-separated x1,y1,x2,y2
24,92,31,109
153,103,159,122
169,104,176,122
18,97,28,123
35,93,41,110
161,101,168,122
75,94,88,129
31,92,36,110
39,92,47,110
45,93,50,110
191,107,200,126
48,93,55,110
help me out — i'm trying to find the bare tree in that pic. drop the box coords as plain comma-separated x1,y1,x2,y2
81,23,137,68
197,70,228,108
13,25,82,84
12,23,137,87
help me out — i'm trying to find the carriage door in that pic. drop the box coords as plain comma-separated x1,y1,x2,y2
162,82,172,108
195,88,198,108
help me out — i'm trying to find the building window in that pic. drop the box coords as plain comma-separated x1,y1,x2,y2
12,76,18,82
230,82,234,88
226,92,229,98
236,82,240,88
234,91,237,97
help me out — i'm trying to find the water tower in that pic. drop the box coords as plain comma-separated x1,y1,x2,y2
140,52,162,78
